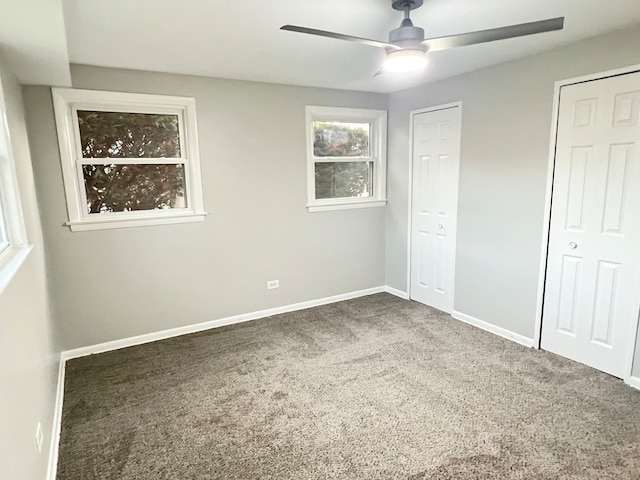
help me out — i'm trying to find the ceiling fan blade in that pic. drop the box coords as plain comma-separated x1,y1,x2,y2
281,25,401,50
422,17,564,52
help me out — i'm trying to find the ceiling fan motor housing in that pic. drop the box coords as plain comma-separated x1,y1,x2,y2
391,0,423,11
389,19,425,47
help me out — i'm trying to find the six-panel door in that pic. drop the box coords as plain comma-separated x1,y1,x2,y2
410,107,461,313
541,71,640,378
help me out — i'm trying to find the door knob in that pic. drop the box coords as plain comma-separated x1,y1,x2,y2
438,224,444,230
568,241,577,249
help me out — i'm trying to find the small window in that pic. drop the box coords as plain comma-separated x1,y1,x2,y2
306,106,387,212
52,88,206,231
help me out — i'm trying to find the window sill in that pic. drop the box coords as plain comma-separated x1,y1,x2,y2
0,245,33,295
307,200,387,213
66,211,208,232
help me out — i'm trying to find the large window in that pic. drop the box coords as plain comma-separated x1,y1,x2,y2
52,88,206,231
0,73,30,294
306,106,387,212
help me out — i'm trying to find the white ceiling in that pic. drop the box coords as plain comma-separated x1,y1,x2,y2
3,1,640,93
0,0,71,86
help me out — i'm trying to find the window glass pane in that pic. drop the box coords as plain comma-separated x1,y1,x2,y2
77,111,181,159
82,164,186,213
313,121,370,157
315,162,372,199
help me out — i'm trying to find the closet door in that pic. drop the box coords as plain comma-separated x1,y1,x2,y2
410,105,461,313
541,71,640,378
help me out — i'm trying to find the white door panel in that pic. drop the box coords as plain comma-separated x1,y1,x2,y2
410,106,461,312
542,71,640,378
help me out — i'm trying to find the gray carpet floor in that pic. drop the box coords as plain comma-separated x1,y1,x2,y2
57,293,640,479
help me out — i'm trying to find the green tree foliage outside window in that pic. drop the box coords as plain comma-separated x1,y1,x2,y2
82,164,185,213
313,121,371,198
312,121,369,157
77,111,185,214
315,162,372,199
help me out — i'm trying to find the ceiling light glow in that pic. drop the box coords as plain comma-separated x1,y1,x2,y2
383,49,428,73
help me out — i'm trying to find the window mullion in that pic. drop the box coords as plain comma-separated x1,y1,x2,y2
313,157,372,163
79,157,186,166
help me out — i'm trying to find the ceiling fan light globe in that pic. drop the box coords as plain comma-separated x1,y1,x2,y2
383,49,428,73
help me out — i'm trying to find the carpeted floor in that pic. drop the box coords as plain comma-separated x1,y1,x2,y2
57,293,640,479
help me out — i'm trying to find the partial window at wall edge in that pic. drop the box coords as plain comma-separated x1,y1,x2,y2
0,72,31,295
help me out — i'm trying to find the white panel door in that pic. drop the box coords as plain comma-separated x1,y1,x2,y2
542,71,640,378
410,106,461,312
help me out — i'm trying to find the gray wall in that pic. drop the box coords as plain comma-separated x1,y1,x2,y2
386,25,640,371
24,66,388,350
0,61,58,479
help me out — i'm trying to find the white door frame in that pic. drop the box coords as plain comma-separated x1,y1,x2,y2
406,102,462,306
534,64,640,384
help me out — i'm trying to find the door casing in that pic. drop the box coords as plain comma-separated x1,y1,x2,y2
535,64,640,385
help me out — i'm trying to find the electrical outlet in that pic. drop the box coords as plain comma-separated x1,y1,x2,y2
267,279,279,290
35,422,43,453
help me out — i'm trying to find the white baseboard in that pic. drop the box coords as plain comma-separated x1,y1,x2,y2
384,286,409,299
46,355,66,480
627,376,640,391
62,286,388,361
451,310,535,348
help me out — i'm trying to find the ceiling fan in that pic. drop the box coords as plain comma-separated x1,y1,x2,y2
281,0,564,74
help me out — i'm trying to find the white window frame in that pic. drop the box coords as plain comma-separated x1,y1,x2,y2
0,74,31,295
305,106,387,212
52,88,207,231
0,192,9,254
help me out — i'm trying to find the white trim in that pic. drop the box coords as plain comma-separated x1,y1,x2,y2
534,64,640,378
307,200,386,213
46,356,66,480
627,376,640,391
62,286,386,360
66,212,207,231
555,64,640,85
407,102,462,310
51,88,205,231
532,75,563,349
385,286,409,299
452,310,536,348
0,244,31,294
